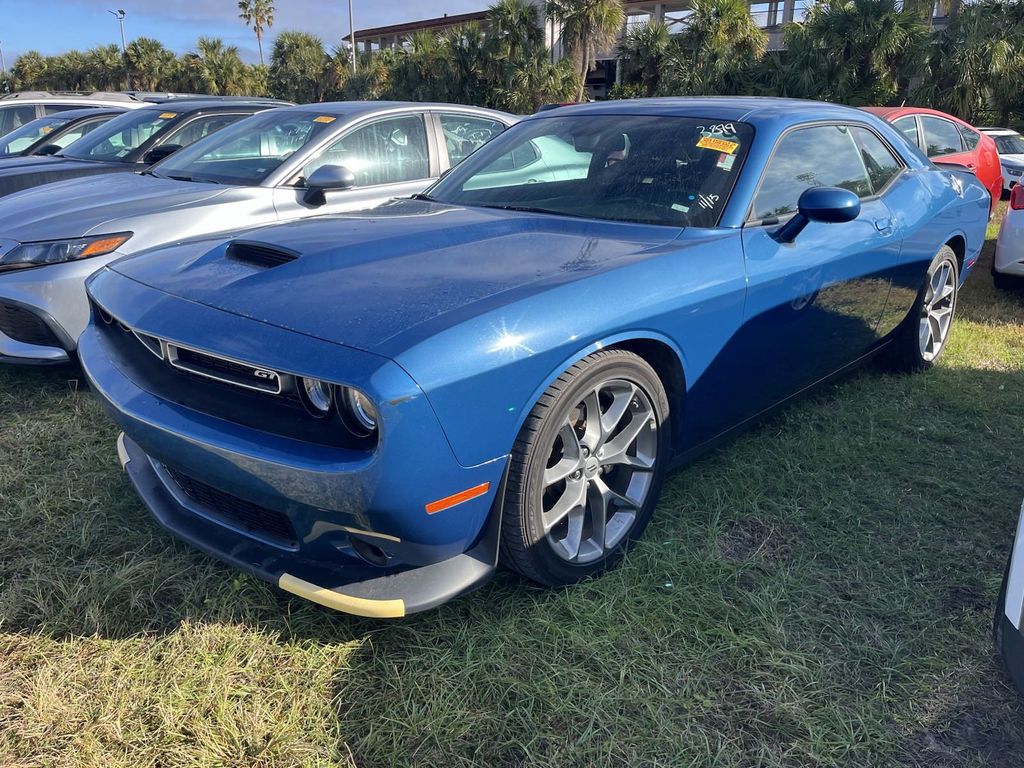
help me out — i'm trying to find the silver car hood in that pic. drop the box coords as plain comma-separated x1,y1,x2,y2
0,172,235,243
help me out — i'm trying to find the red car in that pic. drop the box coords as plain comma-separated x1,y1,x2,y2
863,106,1003,215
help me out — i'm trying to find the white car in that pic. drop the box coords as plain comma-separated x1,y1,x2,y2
981,127,1024,193
0,91,149,139
996,498,1024,694
993,185,1024,289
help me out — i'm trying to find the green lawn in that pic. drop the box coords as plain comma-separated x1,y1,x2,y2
1,209,1023,767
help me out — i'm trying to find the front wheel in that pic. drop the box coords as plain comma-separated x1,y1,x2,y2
499,350,670,587
882,245,959,372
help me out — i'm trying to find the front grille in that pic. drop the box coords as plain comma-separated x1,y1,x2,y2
167,344,284,394
164,465,298,548
0,302,61,347
226,240,298,268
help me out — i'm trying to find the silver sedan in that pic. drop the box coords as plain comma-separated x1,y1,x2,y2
0,101,515,364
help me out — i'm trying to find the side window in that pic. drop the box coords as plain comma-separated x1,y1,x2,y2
960,126,981,151
892,116,919,148
0,106,36,135
51,119,105,149
302,114,430,187
43,104,87,115
483,141,542,174
852,127,903,194
160,114,246,148
920,116,964,157
752,124,872,220
438,113,506,166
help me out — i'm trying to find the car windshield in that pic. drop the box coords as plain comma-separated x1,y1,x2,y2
995,134,1024,155
151,110,343,186
426,114,753,228
0,116,72,155
60,109,179,162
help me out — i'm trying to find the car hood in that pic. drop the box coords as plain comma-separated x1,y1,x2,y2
110,198,684,353
1000,154,1024,167
0,154,130,199
0,172,233,242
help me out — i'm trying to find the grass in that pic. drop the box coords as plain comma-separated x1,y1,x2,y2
1,206,1024,767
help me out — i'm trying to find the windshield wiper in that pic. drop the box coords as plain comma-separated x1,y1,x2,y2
474,203,588,219
166,174,220,184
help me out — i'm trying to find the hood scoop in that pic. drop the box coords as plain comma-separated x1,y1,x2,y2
226,240,299,269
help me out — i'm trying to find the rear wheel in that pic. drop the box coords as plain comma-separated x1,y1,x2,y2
499,350,670,586
883,245,959,372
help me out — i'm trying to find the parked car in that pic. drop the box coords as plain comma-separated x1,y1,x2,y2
0,98,284,200
863,106,1002,214
980,127,1024,193
993,185,1024,289
0,90,147,139
0,107,127,158
995,498,1024,694
80,98,988,617
0,102,514,365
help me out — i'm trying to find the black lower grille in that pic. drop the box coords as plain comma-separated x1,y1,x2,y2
0,302,61,347
164,466,298,547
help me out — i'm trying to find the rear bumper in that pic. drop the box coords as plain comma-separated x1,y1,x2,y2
999,610,1024,693
117,433,502,617
994,213,1024,277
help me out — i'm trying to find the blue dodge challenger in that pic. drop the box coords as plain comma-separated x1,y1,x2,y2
79,98,988,617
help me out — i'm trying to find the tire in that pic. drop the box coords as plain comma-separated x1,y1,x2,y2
499,349,671,587
993,271,1024,292
882,245,959,372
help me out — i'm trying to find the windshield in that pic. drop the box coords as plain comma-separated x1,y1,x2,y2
151,110,342,186
60,109,179,162
0,116,72,156
427,114,753,228
995,134,1024,155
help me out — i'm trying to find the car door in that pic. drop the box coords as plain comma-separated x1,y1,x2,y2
736,122,903,413
272,113,436,218
434,112,508,172
919,114,974,169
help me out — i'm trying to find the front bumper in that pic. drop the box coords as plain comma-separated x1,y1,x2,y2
81,268,509,616
0,251,125,364
117,433,504,617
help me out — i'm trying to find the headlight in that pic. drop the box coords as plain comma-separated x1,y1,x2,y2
338,386,378,436
298,377,333,418
0,232,132,271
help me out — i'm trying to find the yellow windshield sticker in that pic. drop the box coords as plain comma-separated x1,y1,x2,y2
159,112,178,119
697,136,739,154
313,115,336,123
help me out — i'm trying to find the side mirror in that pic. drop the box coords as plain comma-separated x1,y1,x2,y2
33,143,62,156
143,144,182,165
303,164,356,206
774,186,861,243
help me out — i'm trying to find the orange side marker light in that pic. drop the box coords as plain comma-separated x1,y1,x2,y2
425,482,491,515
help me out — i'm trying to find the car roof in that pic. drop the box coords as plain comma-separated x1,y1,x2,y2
861,105,974,125
521,97,880,125
41,106,129,119
134,98,286,114
272,101,514,120
980,127,1020,135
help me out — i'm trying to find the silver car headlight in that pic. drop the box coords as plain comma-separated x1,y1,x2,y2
0,232,132,270
338,386,378,437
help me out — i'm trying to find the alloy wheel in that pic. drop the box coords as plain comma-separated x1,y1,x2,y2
919,259,956,362
540,378,658,564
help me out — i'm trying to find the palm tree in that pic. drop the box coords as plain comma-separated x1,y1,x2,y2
660,0,767,95
238,0,275,67
126,37,177,91
785,0,929,105
546,0,626,101
268,31,330,103
188,37,247,95
488,0,544,64
618,20,670,96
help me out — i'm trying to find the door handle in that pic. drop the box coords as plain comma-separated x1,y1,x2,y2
873,218,894,235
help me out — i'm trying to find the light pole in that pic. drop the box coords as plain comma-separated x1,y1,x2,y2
0,41,7,94
109,9,130,90
348,0,357,74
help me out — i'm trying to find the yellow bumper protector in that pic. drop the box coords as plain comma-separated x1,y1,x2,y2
278,573,406,618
